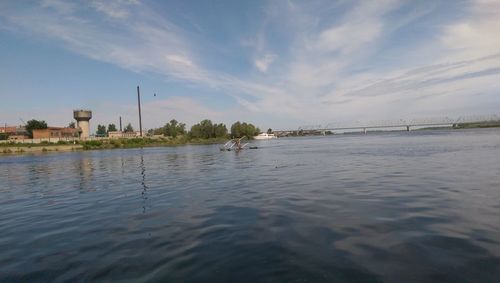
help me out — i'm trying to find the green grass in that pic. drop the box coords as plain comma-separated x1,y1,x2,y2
76,136,229,150
0,141,70,147
1,135,246,153
454,121,500,129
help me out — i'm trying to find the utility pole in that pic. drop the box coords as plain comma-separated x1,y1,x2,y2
119,116,122,132
137,86,143,137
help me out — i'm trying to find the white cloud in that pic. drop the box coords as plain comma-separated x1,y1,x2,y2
254,54,276,72
441,0,500,59
90,0,139,19
258,0,500,123
314,1,392,55
40,0,77,14
165,55,194,67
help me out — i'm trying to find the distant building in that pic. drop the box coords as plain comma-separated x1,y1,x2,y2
33,127,78,139
107,131,123,138
8,135,29,140
1,126,29,140
0,126,18,134
108,131,140,138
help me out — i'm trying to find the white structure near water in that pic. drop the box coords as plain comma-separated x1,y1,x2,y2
254,133,277,140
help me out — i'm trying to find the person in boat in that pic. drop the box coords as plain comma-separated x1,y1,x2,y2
234,137,242,150
233,137,243,150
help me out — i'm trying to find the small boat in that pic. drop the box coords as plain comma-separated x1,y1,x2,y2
254,133,277,140
220,137,258,151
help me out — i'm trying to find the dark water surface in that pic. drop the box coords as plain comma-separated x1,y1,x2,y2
1,129,500,282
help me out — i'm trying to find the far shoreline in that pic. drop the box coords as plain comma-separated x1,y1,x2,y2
2,125,500,156
0,137,229,155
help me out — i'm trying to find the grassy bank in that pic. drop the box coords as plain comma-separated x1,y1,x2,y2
78,137,229,150
0,136,230,154
418,121,500,131
453,121,500,129
1,145,84,154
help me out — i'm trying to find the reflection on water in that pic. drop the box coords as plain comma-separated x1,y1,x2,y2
77,156,94,193
140,151,148,214
1,129,500,282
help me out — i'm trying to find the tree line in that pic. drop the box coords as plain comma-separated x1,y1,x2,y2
96,123,134,136
102,119,260,139
147,119,260,139
7,118,261,140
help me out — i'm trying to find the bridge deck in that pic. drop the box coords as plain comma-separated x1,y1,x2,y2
275,123,455,133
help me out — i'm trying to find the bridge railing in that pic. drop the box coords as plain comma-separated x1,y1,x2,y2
275,114,500,132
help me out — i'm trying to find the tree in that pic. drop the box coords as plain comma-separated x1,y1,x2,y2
214,123,228,138
25,119,48,138
190,119,213,139
230,121,242,138
108,124,117,132
152,127,163,135
199,119,213,138
190,123,202,138
96,124,107,136
147,119,186,137
124,123,134,133
267,128,273,134
230,121,260,138
163,119,186,137
188,119,228,139
177,122,186,135
167,119,178,136
68,122,76,128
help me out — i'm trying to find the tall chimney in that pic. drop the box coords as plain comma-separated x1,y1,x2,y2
137,86,143,137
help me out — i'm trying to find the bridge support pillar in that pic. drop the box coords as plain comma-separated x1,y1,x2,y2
363,128,367,134
406,125,410,132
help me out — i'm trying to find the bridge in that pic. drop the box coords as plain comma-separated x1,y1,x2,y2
274,114,500,136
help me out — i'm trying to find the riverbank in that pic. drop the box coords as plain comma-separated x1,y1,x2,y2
417,121,500,131
78,137,229,150
1,144,84,154
453,121,500,129
0,137,229,155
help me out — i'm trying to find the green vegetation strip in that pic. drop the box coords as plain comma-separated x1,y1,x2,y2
454,121,500,129
80,137,229,150
1,136,231,154
1,145,83,154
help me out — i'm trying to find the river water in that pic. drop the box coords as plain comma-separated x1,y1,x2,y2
1,129,500,282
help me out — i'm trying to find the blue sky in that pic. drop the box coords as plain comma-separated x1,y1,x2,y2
1,0,500,132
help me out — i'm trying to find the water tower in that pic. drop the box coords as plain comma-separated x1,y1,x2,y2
73,110,92,139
